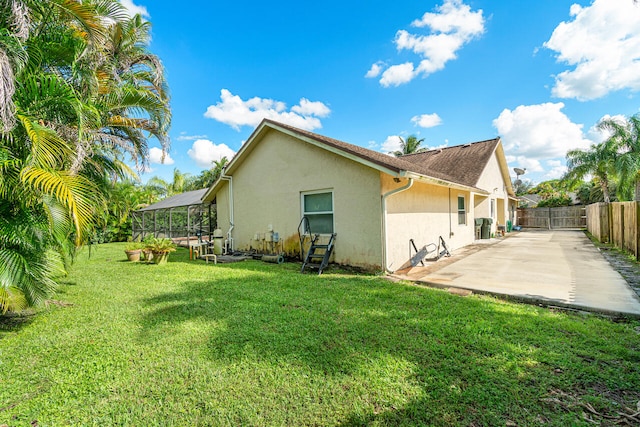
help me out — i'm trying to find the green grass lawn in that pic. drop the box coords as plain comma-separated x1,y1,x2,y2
1,243,639,426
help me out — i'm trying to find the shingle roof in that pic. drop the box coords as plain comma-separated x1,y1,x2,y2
137,188,209,212
263,119,499,188
398,138,501,188
203,119,505,202
264,119,413,175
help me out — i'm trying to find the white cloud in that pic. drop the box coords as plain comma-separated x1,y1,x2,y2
544,0,640,100
365,62,385,78
291,98,331,117
372,0,484,87
119,0,149,18
204,89,330,131
148,147,174,165
411,113,442,128
543,160,568,180
380,63,416,87
505,155,544,173
187,139,236,168
177,133,208,141
493,102,591,160
381,135,402,154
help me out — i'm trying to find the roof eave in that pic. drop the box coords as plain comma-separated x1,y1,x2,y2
270,123,403,177
404,171,489,194
494,140,517,198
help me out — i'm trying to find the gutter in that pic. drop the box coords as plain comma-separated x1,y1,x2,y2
220,174,234,253
381,178,414,274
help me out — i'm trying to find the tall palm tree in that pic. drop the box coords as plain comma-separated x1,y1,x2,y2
392,135,426,156
564,139,619,203
598,114,640,201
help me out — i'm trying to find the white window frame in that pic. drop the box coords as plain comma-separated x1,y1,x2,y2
457,195,466,225
301,189,334,234
491,199,496,219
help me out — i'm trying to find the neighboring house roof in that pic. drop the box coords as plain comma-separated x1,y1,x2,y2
202,119,514,202
137,188,209,212
518,194,541,206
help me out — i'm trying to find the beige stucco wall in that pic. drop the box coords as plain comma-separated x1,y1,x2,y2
383,175,474,271
211,129,516,271
473,152,511,233
214,129,383,269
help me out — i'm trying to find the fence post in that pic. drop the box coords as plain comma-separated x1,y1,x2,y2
621,204,625,253
636,201,640,260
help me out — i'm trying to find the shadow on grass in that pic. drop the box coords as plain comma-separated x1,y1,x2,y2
0,310,37,336
138,262,640,425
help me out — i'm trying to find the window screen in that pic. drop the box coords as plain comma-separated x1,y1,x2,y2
457,196,466,225
303,192,333,234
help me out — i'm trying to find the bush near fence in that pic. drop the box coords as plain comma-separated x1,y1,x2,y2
586,202,640,260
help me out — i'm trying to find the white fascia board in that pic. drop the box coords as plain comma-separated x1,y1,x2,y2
404,171,490,194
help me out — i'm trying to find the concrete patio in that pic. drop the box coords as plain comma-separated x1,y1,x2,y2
393,229,640,317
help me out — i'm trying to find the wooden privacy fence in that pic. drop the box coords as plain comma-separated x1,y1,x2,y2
587,202,640,260
517,205,586,229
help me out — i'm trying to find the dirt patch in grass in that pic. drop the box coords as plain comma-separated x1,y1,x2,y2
541,387,640,426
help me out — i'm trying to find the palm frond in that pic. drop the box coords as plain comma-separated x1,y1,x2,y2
20,166,98,244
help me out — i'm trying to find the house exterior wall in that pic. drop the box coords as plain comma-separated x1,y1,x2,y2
382,175,474,271
474,153,511,233
215,129,384,269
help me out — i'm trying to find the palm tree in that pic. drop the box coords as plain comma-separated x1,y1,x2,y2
392,135,426,156
0,1,171,312
564,139,619,203
598,115,640,201
191,157,229,190
147,168,193,198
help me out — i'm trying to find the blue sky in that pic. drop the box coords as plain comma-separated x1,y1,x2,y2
120,0,640,185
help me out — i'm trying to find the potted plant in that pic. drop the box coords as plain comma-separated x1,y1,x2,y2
141,234,155,262
124,241,143,262
146,238,176,265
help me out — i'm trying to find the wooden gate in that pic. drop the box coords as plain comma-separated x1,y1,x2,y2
517,206,586,229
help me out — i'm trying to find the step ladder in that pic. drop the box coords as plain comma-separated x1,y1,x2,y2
298,216,336,275
301,233,336,275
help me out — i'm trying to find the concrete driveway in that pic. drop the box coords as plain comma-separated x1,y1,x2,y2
394,230,640,317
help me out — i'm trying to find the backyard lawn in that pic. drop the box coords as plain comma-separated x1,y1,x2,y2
1,243,639,426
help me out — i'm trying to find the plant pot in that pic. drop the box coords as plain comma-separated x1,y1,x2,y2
125,249,142,262
152,251,169,265
142,249,153,262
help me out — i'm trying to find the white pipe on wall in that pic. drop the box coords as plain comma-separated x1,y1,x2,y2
381,178,414,274
220,174,234,253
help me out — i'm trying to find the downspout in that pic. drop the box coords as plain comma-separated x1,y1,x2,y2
220,174,234,253
381,178,414,274
448,188,452,238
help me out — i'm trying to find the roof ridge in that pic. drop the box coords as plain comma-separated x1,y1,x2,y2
398,137,500,158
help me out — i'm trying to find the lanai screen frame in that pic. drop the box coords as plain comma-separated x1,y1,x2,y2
131,189,216,245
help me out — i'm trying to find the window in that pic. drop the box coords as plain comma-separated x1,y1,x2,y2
302,191,334,234
457,196,466,225
491,199,496,219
